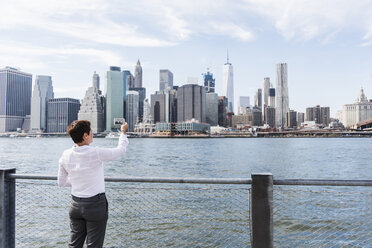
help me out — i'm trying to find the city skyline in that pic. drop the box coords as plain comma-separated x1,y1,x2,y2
1,1,372,117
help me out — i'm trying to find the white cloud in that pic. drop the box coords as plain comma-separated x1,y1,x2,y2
0,40,130,70
0,0,176,47
209,22,254,41
2,0,372,50
242,0,372,44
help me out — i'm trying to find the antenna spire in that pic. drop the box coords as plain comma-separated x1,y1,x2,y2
227,49,229,64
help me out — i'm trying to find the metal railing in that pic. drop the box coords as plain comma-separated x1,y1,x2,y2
1,168,372,248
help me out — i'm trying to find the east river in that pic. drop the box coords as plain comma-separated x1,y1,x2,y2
0,137,371,247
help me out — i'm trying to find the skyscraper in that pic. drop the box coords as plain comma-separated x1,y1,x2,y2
78,73,105,133
0,67,32,132
275,63,289,128
218,96,228,127
223,51,234,113
105,66,125,131
123,70,134,90
47,98,80,133
30,75,54,132
263,77,270,123
151,90,177,123
177,84,206,123
205,92,218,126
129,87,146,122
263,77,270,108
254,89,262,110
268,88,275,107
203,70,215,93
126,91,139,132
143,98,151,123
159,69,173,92
93,71,100,89
134,60,142,88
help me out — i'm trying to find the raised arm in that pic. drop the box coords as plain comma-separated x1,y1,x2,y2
97,123,129,162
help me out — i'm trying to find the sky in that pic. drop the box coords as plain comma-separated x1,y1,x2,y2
1,0,372,117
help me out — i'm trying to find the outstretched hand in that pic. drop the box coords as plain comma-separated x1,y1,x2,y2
121,123,129,134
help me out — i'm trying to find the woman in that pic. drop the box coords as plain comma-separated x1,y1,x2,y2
58,120,129,248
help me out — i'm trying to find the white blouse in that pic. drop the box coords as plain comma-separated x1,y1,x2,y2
58,133,129,197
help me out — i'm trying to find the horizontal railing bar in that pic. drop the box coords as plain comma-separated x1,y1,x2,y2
7,174,57,180
105,177,252,184
6,174,372,186
6,174,251,184
274,179,372,186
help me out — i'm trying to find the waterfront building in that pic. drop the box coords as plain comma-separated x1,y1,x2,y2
159,69,173,92
218,96,228,127
252,107,262,126
78,73,104,133
205,92,218,126
126,91,139,132
306,105,330,126
30,75,54,132
47,98,80,133
105,66,125,131
134,120,155,134
93,71,100,89
222,52,234,113
155,120,210,135
342,88,372,128
151,90,177,123
203,70,215,93
134,60,142,88
232,113,253,129
276,63,289,128
286,110,297,128
129,87,146,122
297,112,305,126
177,84,206,123
268,87,275,107
265,107,276,128
0,67,32,132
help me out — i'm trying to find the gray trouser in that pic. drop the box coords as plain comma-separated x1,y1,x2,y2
69,193,108,248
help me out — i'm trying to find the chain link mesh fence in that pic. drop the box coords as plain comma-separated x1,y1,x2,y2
15,180,251,248
273,185,372,248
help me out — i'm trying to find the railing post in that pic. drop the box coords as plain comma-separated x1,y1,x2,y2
0,168,16,248
251,173,273,248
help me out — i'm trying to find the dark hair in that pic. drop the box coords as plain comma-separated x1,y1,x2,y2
67,120,91,143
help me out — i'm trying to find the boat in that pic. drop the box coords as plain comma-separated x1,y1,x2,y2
105,132,120,139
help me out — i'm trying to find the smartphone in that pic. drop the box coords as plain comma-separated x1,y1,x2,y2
114,118,125,125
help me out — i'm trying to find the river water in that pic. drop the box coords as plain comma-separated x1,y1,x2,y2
1,137,371,247
1,137,372,179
